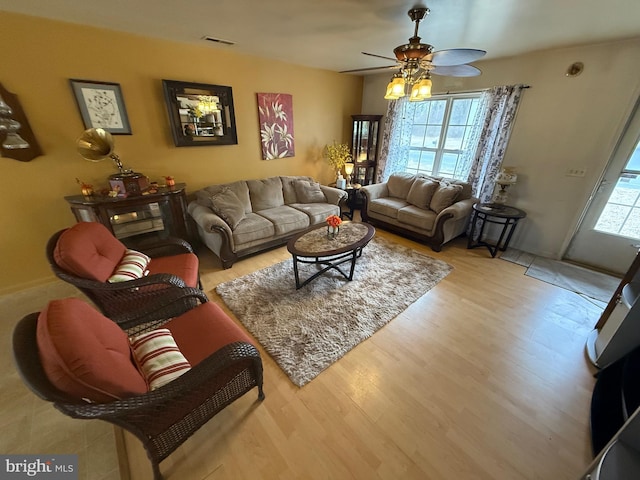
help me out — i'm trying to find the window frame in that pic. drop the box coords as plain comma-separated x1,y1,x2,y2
404,92,483,180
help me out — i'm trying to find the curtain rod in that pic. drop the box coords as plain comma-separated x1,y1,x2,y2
442,84,531,95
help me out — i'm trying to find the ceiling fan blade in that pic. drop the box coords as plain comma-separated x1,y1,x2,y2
362,52,398,63
431,48,486,67
340,65,399,74
431,64,482,77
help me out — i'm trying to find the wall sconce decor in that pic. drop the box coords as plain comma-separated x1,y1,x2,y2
493,167,518,204
0,82,42,162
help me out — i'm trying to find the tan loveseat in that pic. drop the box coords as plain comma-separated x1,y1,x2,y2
361,172,477,251
188,176,347,268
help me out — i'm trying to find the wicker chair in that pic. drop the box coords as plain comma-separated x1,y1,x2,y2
12,290,264,480
46,222,206,325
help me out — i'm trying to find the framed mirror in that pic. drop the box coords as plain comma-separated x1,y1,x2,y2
162,79,238,147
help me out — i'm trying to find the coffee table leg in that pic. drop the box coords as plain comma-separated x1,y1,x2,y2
348,250,358,280
292,255,302,289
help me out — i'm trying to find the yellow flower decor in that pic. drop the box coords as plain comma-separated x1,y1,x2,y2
325,142,352,172
326,215,342,228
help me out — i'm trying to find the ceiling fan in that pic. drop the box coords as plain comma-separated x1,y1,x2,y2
341,4,486,101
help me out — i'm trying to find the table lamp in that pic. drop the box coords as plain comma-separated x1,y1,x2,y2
344,162,355,187
493,167,517,204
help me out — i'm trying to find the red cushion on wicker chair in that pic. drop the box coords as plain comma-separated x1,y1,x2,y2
166,302,256,365
53,222,126,282
37,298,147,403
147,253,200,288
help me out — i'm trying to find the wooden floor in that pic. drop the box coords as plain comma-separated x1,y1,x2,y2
124,228,602,480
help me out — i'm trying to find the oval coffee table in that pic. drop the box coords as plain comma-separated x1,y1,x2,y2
286,221,376,289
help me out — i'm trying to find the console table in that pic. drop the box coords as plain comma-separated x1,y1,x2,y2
64,183,193,246
467,203,526,257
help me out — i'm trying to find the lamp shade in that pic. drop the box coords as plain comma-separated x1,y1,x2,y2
344,163,354,175
495,167,517,185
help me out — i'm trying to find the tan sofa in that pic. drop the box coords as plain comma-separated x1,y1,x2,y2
360,172,477,251
188,176,347,268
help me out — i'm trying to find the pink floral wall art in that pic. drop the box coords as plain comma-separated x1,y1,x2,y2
257,93,295,159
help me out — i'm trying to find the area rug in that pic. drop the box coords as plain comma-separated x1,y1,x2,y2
215,237,452,387
525,256,619,303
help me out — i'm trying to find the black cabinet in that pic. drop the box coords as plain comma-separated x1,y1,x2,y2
64,183,193,246
351,115,382,186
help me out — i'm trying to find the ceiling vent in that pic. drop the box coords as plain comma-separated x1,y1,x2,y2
202,36,235,46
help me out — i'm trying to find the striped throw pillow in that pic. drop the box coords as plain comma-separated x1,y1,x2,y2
108,249,151,283
130,329,191,390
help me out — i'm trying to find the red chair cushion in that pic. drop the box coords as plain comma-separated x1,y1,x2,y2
166,302,256,365
147,253,200,288
37,298,147,403
54,222,126,282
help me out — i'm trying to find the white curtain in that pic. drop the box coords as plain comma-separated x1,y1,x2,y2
460,84,527,202
375,97,416,183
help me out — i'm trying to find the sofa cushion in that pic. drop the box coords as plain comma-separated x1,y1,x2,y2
232,213,276,246
53,222,126,282
387,172,417,199
257,206,310,236
108,249,150,283
280,175,313,204
447,179,473,200
398,205,437,231
294,180,327,204
369,197,410,219
406,177,439,210
209,188,246,229
197,180,252,214
247,177,284,211
290,203,341,225
37,298,147,403
167,302,256,365
430,181,464,214
130,329,192,390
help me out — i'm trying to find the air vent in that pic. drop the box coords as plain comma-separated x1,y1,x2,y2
202,36,235,46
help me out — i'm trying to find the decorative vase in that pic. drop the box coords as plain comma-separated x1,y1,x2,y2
327,225,339,238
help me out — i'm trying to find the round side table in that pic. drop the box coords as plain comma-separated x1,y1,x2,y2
467,203,526,257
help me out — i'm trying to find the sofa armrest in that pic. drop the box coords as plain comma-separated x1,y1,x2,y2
435,197,477,222
320,185,348,205
360,183,388,201
188,202,232,236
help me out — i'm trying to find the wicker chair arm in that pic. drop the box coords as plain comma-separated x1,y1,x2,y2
110,287,209,332
58,341,262,418
134,236,195,257
55,270,188,291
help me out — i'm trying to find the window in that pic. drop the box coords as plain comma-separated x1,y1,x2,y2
594,138,640,238
404,94,483,180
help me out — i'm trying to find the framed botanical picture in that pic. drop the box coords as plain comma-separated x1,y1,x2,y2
257,93,294,159
70,79,132,134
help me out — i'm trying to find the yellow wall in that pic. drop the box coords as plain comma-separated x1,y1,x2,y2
0,11,363,294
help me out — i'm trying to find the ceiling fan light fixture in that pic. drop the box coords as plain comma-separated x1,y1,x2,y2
385,74,406,99
409,76,432,102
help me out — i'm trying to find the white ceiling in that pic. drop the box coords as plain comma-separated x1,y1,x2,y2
2,0,640,74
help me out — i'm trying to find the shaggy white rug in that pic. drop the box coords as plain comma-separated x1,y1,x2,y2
215,236,453,386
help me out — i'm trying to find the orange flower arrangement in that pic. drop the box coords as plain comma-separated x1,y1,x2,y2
326,215,342,228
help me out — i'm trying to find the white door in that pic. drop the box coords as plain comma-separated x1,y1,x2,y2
565,98,640,275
